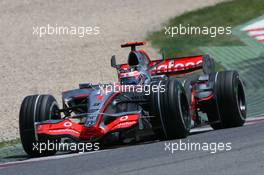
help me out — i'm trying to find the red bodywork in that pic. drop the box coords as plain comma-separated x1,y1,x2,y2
37,114,139,141
150,56,203,75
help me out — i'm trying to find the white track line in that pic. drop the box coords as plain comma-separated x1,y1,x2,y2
0,150,107,168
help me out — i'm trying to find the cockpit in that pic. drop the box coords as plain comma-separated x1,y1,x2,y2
111,42,151,85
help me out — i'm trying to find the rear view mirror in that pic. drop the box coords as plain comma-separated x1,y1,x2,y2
111,55,117,68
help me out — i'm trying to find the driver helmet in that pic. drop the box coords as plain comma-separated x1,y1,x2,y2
119,70,144,85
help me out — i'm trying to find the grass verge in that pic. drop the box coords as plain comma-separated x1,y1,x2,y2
147,0,264,58
0,139,21,149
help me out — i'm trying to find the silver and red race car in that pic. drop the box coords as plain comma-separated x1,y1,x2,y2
19,42,247,157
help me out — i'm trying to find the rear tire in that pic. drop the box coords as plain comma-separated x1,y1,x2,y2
207,71,247,129
19,95,61,157
150,78,191,140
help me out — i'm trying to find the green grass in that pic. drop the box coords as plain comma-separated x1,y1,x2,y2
147,0,264,58
0,139,21,149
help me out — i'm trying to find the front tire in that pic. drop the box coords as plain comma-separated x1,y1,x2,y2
19,95,61,157
150,78,191,140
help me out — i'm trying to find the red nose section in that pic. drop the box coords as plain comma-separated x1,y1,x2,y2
36,114,139,140
37,119,104,140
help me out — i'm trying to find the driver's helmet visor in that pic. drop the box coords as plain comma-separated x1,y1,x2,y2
120,71,141,85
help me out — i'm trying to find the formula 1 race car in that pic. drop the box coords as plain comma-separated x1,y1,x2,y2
19,41,247,157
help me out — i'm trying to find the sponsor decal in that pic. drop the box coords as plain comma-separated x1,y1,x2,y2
120,115,128,121
64,121,72,127
151,57,203,74
49,129,79,135
112,121,137,130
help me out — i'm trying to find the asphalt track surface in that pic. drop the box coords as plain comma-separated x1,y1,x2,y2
1,120,264,175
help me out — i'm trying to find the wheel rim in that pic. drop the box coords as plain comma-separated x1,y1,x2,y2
179,89,191,130
49,102,60,119
235,80,246,119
